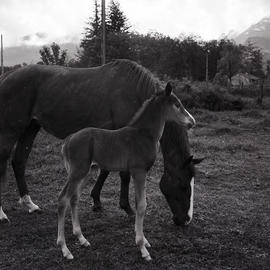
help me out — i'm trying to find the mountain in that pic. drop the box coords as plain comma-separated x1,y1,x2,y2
3,43,78,66
233,16,270,59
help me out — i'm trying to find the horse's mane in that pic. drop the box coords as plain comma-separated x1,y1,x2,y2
110,59,163,101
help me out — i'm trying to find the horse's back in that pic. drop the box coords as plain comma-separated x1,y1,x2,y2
0,60,159,139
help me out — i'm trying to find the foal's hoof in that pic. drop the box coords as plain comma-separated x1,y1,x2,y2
143,255,152,261
29,206,42,214
64,253,74,260
81,240,91,247
92,203,103,212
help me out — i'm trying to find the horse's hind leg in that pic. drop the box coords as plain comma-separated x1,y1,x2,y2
119,171,134,216
11,119,41,213
90,169,109,211
0,134,18,222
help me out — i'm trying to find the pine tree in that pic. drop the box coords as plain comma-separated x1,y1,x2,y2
79,0,101,66
107,0,129,33
106,0,131,62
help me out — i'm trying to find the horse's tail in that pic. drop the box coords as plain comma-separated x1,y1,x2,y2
0,161,8,191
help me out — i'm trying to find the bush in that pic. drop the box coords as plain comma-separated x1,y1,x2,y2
172,81,244,111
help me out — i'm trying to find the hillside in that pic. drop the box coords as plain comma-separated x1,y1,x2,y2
234,16,270,59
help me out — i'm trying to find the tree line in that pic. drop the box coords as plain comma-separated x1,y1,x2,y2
37,0,268,82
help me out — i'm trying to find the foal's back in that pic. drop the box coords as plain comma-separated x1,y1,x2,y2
63,126,158,174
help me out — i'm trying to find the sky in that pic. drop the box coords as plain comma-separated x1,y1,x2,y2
1,0,270,47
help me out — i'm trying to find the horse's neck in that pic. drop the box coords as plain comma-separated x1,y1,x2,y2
161,124,191,167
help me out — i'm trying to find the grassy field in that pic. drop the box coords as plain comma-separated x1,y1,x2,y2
0,102,270,270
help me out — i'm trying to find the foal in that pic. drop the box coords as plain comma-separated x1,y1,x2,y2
57,83,195,261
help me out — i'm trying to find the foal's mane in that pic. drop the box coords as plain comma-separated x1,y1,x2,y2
128,91,164,126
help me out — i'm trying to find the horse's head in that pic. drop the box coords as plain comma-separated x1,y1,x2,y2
163,82,196,129
159,155,203,226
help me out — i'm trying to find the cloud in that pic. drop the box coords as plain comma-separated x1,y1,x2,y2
20,32,48,45
35,32,48,39
1,0,270,46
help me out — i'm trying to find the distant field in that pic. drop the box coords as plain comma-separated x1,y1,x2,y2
0,107,269,270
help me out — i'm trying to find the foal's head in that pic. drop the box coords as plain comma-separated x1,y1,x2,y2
161,83,195,129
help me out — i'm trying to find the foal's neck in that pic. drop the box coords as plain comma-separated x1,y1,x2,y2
129,102,166,142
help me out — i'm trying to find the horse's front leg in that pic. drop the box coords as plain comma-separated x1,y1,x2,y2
90,170,109,211
119,171,134,216
12,120,41,213
131,169,151,261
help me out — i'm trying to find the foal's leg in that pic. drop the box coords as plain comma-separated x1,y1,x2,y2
119,171,134,216
71,178,90,247
57,181,73,259
11,120,41,213
57,152,91,260
90,169,109,211
131,169,151,261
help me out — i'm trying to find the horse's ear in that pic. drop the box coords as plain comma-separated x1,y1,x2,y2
192,157,205,165
165,82,172,96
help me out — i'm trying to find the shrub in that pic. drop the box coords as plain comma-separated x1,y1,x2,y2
172,81,244,111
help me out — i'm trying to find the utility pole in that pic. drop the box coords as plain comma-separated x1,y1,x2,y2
101,0,106,65
1,34,3,75
206,49,209,88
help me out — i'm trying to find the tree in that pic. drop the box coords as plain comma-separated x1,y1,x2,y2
79,0,101,66
107,0,129,33
105,0,131,62
39,42,67,66
217,40,243,83
79,0,132,66
242,42,264,78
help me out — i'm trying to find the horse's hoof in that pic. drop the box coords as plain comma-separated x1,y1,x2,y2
92,204,103,212
0,217,10,224
121,205,135,217
125,208,135,217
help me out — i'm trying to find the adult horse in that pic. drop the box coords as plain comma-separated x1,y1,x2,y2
0,59,195,225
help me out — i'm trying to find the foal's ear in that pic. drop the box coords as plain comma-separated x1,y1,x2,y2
165,82,172,96
192,157,205,165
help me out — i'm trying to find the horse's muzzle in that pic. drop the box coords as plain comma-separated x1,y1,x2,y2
173,215,191,226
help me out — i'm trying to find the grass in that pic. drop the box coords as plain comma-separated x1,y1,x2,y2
0,108,270,270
